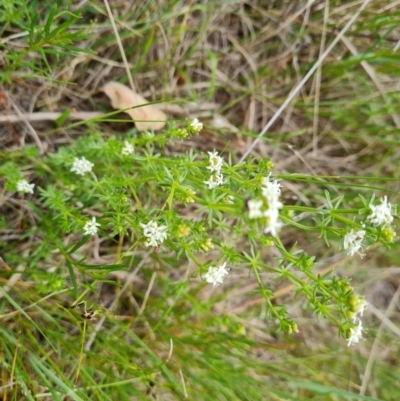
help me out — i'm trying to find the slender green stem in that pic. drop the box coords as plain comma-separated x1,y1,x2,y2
75,319,87,384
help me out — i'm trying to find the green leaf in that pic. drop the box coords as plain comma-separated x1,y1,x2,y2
44,5,57,37
55,109,71,127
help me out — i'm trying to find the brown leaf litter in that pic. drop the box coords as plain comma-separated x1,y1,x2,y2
103,81,167,131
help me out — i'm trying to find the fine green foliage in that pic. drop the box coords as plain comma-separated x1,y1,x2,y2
1,1,399,400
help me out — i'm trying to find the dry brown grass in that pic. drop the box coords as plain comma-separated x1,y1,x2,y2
1,1,400,398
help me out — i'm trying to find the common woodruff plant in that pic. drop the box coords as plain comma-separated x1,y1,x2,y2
1,118,396,347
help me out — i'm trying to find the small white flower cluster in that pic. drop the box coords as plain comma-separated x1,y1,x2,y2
352,298,368,320
248,175,283,236
343,195,395,258
70,157,94,176
183,188,196,204
204,151,224,189
83,217,101,236
16,179,35,194
347,295,368,346
343,229,366,258
225,195,234,205
189,118,203,133
203,262,229,286
347,319,365,346
121,141,134,156
69,157,97,236
367,196,393,227
140,220,168,247
200,237,214,252
173,118,203,139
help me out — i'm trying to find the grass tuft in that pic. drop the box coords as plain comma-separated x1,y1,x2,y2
1,1,399,400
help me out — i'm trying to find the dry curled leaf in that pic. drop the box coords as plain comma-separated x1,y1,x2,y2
103,81,167,131
212,114,239,132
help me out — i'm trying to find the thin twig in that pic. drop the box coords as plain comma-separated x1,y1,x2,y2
7,95,45,154
139,272,157,315
340,35,400,128
0,111,103,123
103,0,135,92
367,302,400,337
179,369,188,399
75,319,87,385
312,0,330,156
0,103,200,124
359,287,400,397
239,0,373,163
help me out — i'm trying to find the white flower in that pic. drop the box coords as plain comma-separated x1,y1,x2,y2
204,151,225,189
143,131,155,138
264,193,283,211
347,319,365,346
204,172,224,189
260,175,284,236
261,178,283,210
262,175,281,189
248,199,264,219
203,262,229,287
206,151,223,172
343,229,366,257
70,157,94,176
16,179,35,194
354,299,368,321
200,238,214,252
140,220,168,247
121,141,134,156
225,195,234,205
189,118,203,132
83,217,101,236
263,208,284,237
348,294,369,322
367,196,394,227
